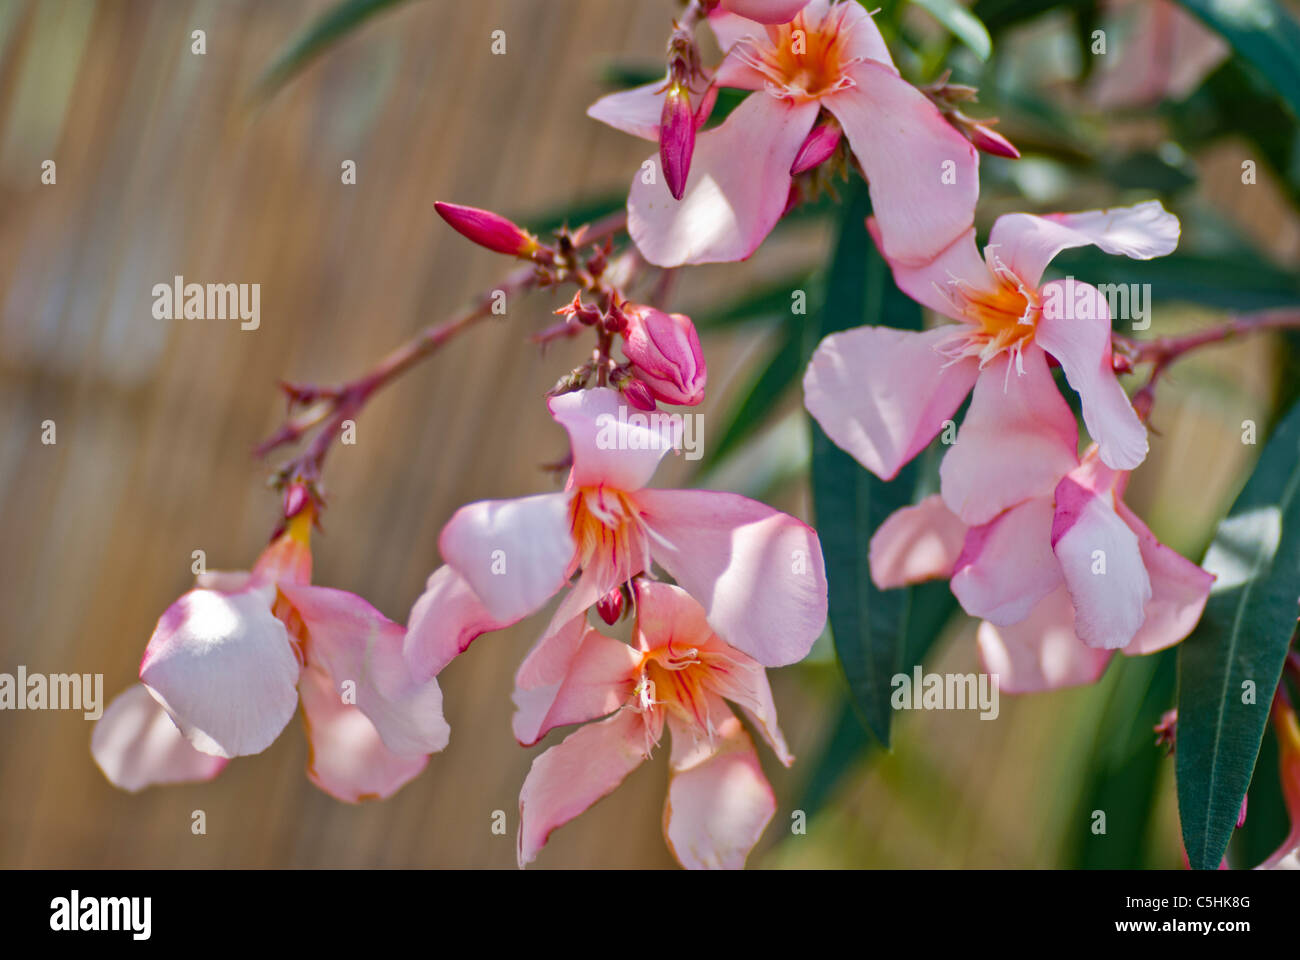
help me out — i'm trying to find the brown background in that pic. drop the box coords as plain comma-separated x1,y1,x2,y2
0,0,1289,868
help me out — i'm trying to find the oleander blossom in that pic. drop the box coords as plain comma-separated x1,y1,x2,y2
869,445,1214,688
588,0,979,267
403,387,828,682
805,200,1180,527
1258,699,1300,869
92,507,449,802
515,579,792,869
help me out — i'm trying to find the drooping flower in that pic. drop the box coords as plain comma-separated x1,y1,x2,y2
1258,697,1300,870
403,387,827,681
515,579,792,869
589,0,979,267
92,504,449,802
869,445,1213,687
805,200,1179,527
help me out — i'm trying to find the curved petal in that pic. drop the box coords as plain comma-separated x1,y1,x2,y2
1114,500,1215,656
1052,473,1151,649
587,79,667,141
825,62,978,265
403,565,519,683
939,346,1080,525
298,664,428,803
548,387,677,492
828,0,896,67
281,584,449,756
951,496,1062,626
976,586,1114,693
512,617,640,746
139,587,300,759
987,200,1180,289
91,684,228,792
804,324,980,481
628,93,820,267
1036,278,1148,470
663,710,776,870
867,221,995,322
437,491,575,624
868,494,969,589
517,708,649,866
719,0,810,24
707,9,767,54
636,488,827,666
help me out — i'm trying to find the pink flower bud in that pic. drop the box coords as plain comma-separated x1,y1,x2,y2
621,305,706,406
434,201,540,257
967,123,1020,160
659,84,695,201
790,121,842,175
595,586,624,625
621,377,658,411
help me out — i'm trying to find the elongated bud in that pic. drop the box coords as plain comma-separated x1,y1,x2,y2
621,304,706,406
659,83,695,201
595,586,624,625
791,121,842,175
434,201,541,258
966,122,1020,159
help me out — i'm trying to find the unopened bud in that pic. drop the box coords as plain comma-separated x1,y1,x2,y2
791,121,842,176
659,83,695,201
621,304,706,406
434,201,541,258
621,377,658,411
595,586,625,625
966,121,1020,159
603,300,628,335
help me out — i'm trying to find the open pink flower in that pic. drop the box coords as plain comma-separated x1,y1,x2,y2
515,579,792,869
92,511,449,802
404,388,827,681
1258,698,1300,869
589,0,978,267
805,200,1179,526
869,446,1213,690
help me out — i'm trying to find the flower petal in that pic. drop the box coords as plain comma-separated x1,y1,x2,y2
512,617,640,746
951,496,1062,625
281,584,449,756
719,0,810,24
1036,278,1148,470
437,491,575,624
1052,472,1151,649
976,586,1114,693
91,684,228,792
139,587,300,759
587,79,668,141
939,346,1080,525
804,324,980,481
869,494,969,589
1114,500,1215,655
628,92,819,267
403,565,519,682
636,488,827,666
825,62,979,265
298,664,428,803
987,200,1180,288
517,708,649,866
867,221,996,321
548,387,677,491
663,709,776,870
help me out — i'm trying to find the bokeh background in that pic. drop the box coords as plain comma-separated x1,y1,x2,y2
1,0,1297,868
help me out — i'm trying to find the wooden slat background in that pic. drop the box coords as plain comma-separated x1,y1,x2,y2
0,0,1288,868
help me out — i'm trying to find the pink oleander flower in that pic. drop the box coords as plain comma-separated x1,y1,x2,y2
1258,698,1300,870
588,0,979,267
514,579,792,869
620,304,707,405
92,509,449,802
402,387,828,681
870,445,1213,689
805,200,1180,527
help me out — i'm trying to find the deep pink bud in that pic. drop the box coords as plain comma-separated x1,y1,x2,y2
621,377,658,411
595,586,624,625
621,305,706,406
283,482,311,520
435,201,540,257
659,84,695,201
967,123,1020,159
790,121,842,175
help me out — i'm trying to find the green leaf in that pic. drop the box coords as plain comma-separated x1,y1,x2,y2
1174,0,1300,118
972,0,1091,33
1176,397,1300,869
911,0,992,60
809,180,937,748
693,273,814,331
255,0,416,99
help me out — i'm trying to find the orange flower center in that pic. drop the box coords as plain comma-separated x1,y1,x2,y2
568,485,645,579
732,5,859,102
936,256,1041,368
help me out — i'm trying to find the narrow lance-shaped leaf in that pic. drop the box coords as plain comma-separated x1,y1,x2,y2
1174,0,1300,118
1177,397,1300,869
